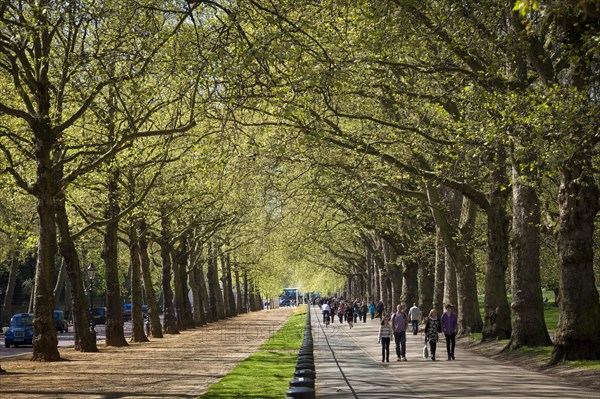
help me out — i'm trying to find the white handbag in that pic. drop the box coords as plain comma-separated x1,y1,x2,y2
423,344,429,359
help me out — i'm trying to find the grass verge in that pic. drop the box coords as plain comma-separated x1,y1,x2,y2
200,307,307,399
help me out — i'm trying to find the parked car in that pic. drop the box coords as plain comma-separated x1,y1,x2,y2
92,307,106,325
54,310,69,333
122,303,148,322
4,313,34,348
122,303,132,322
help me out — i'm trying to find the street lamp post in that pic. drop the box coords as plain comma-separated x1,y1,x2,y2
87,263,97,340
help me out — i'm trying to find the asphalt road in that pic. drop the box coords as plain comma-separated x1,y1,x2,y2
0,322,130,359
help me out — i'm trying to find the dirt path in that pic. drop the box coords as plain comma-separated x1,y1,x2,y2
0,308,293,399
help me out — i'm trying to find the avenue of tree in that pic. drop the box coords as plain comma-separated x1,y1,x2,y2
0,0,598,368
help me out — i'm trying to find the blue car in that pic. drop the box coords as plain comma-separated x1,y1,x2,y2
4,313,34,348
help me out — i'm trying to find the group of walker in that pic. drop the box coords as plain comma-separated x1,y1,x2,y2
378,303,457,362
319,297,373,328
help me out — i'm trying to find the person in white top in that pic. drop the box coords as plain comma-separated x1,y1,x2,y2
322,302,331,324
408,303,422,335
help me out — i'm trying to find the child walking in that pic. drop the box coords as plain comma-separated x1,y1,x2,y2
378,316,393,362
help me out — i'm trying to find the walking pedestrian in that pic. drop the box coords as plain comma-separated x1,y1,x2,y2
353,301,359,323
408,303,421,335
378,316,393,362
346,305,354,329
391,304,408,361
361,302,368,322
337,303,345,324
369,302,376,320
376,300,384,320
441,303,458,360
424,309,442,361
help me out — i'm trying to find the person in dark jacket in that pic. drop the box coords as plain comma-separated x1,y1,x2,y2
376,300,384,320
441,303,458,360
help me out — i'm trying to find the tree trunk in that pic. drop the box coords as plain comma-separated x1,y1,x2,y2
508,161,551,350
53,259,66,307
225,253,237,317
382,239,402,307
234,263,243,314
427,184,482,335
178,238,195,329
443,248,458,312
207,242,225,320
128,223,148,343
552,146,600,363
432,229,445,317
189,266,204,326
418,259,434,315
171,245,186,332
31,132,60,361
219,248,231,317
243,271,249,313
401,260,418,306
482,147,512,341
199,261,213,321
2,257,18,326
55,193,98,352
138,219,163,338
365,246,373,303
159,211,178,335
482,202,511,340
102,169,128,347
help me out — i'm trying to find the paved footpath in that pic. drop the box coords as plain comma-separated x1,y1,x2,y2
310,306,597,399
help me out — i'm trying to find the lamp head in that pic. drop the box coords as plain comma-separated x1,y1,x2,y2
87,263,96,281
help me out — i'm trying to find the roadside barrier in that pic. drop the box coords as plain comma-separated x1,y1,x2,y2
286,304,315,399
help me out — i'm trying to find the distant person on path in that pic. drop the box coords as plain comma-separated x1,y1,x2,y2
369,302,376,320
424,309,442,361
322,302,331,325
353,301,360,323
391,304,408,361
346,304,354,329
376,300,384,320
361,302,368,322
378,316,393,362
441,303,457,360
338,303,345,324
408,303,421,335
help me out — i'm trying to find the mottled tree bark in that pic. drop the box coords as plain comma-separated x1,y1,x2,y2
3,257,18,327
508,162,551,350
432,230,446,317
482,147,512,341
128,223,148,343
138,220,163,338
427,184,482,335
443,249,458,311
552,144,600,363
199,261,213,321
189,266,204,326
401,260,418,307
234,262,243,314
102,168,128,347
171,243,186,331
55,193,97,352
418,259,434,315
382,239,402,308
159,210,178,335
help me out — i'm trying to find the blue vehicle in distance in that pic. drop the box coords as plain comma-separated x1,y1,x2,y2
4,313,34,348
54,310,69,333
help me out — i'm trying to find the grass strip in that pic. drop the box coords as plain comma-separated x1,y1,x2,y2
200,307,308,399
